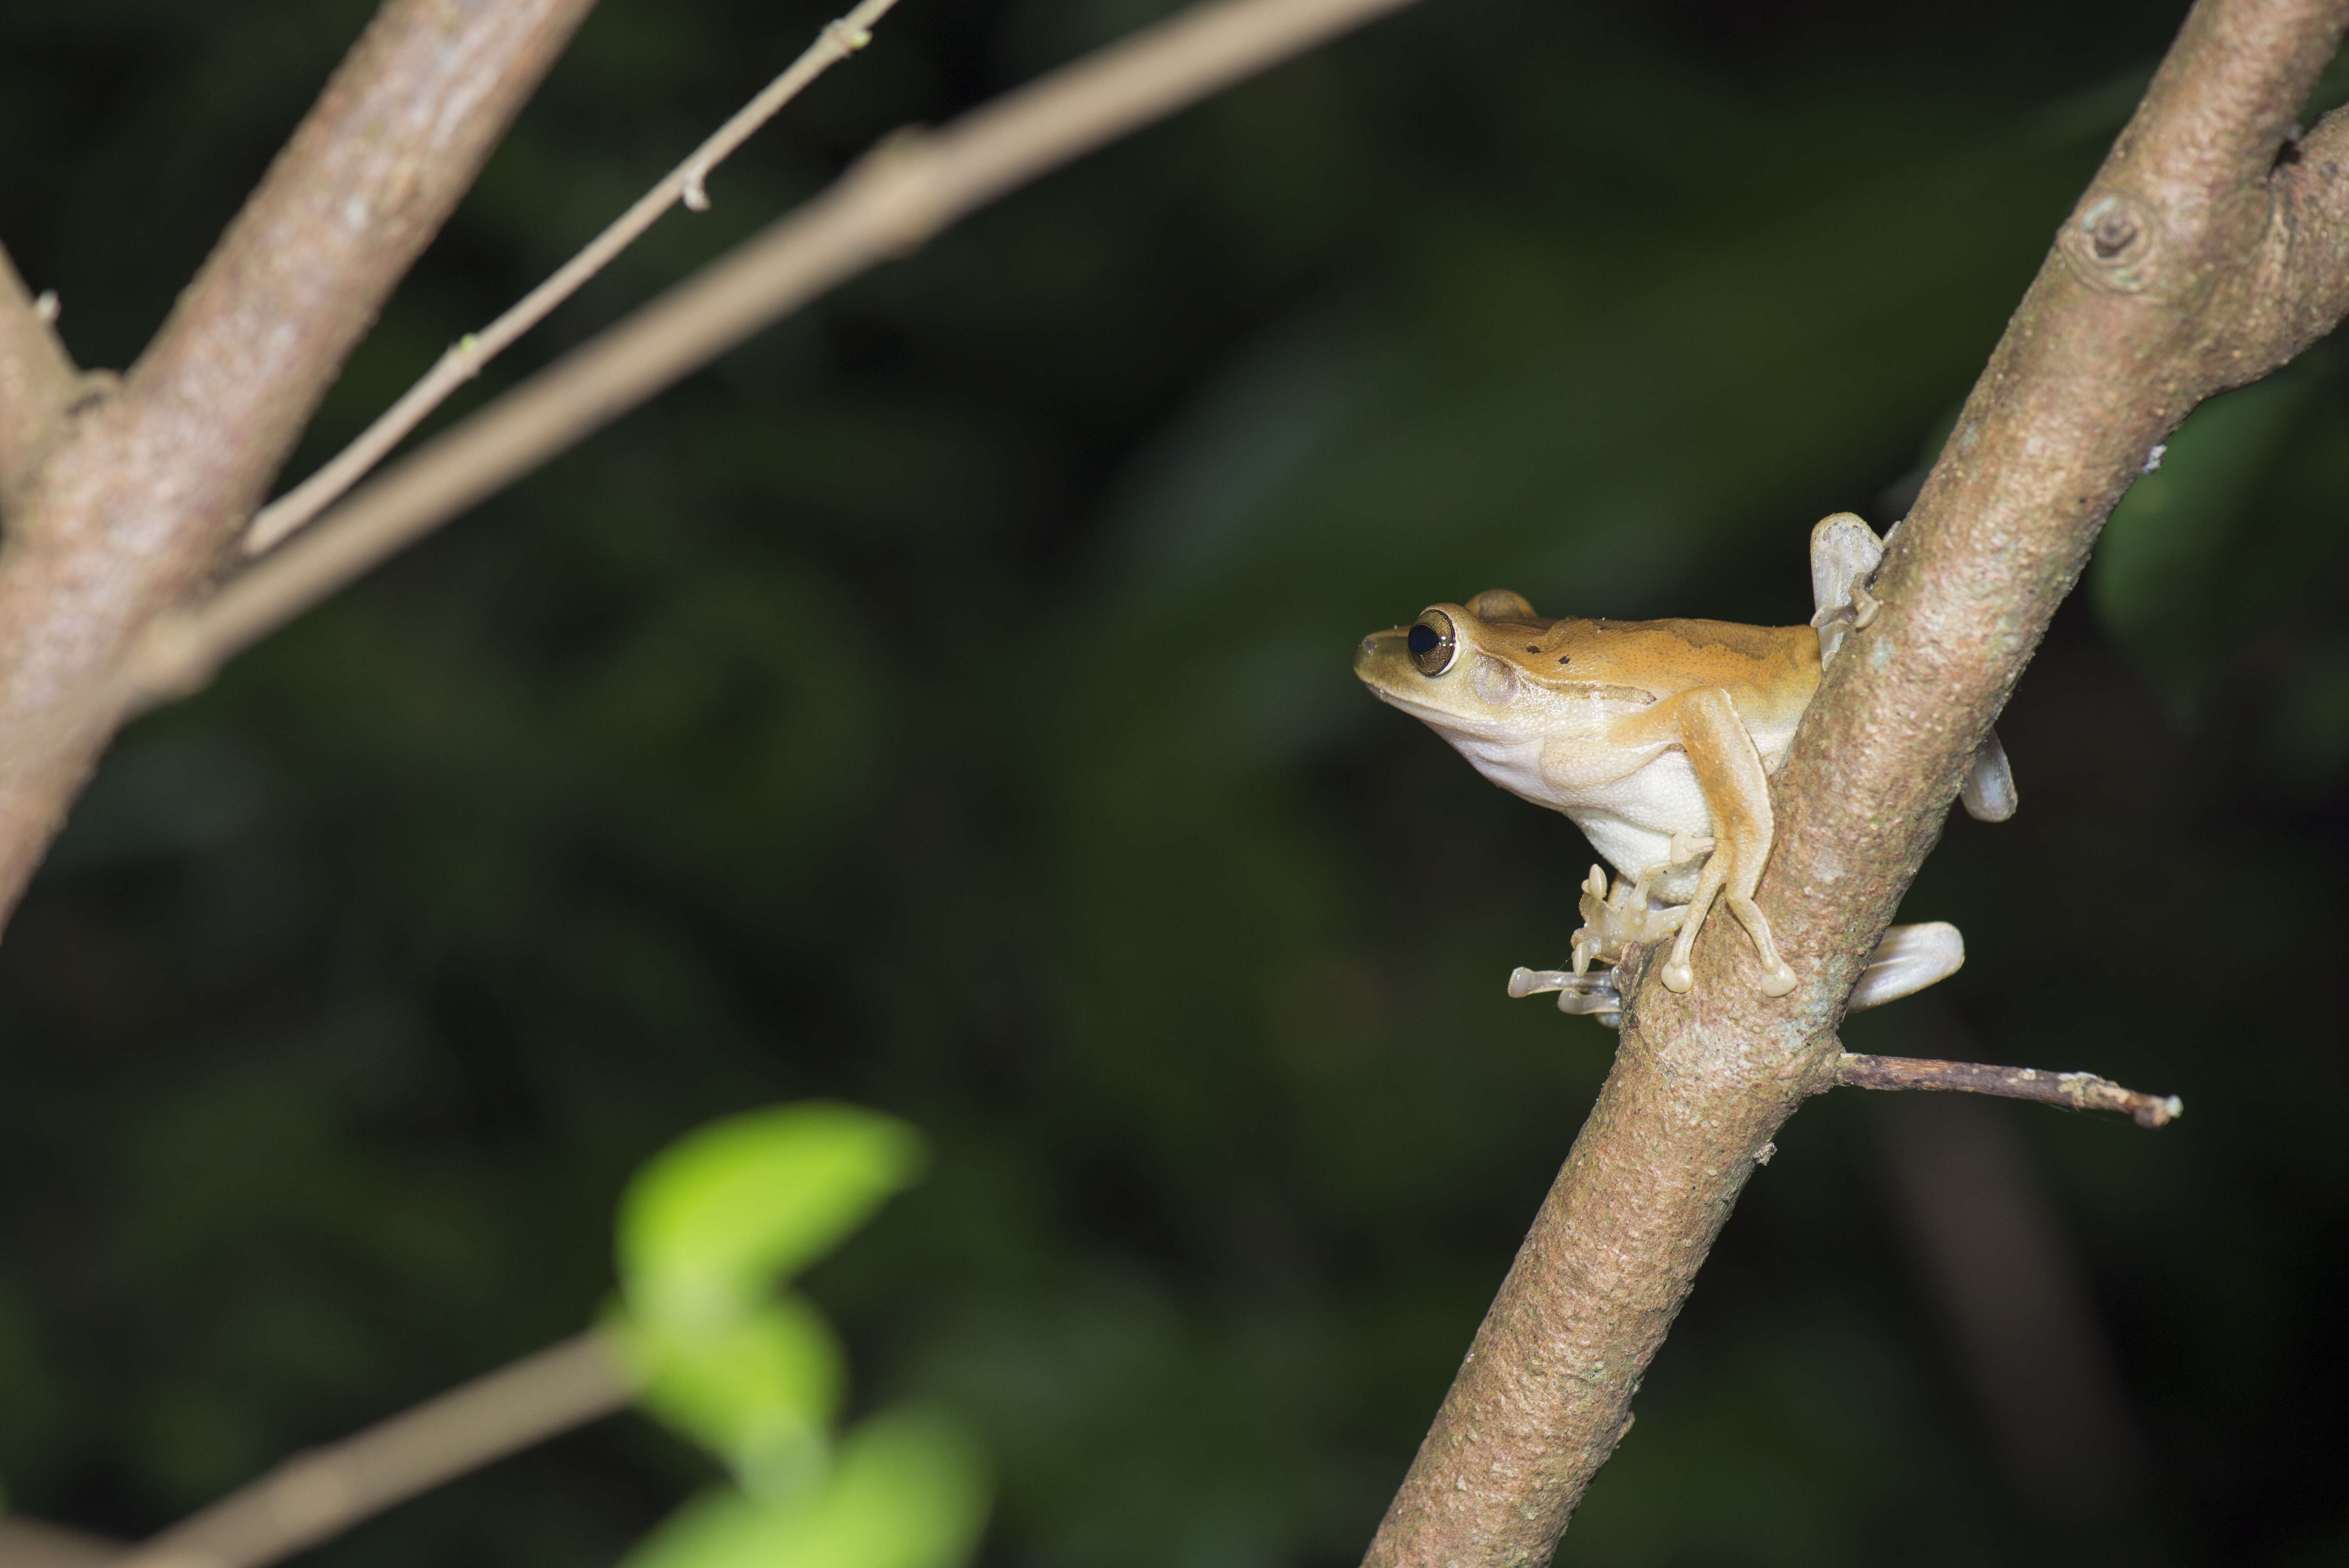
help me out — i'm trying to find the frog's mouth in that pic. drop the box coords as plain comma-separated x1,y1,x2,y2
1356,670,1534,748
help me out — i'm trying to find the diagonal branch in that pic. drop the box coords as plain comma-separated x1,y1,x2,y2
0,242,79,509
241,0,907,558
116,0,1429,705
1362,2,2349,1561
0,0,599,930
116,1331,631,1568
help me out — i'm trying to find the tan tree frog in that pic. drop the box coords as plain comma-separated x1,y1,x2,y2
1354,513,2014,1020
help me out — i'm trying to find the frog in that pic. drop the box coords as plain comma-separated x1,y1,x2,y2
1353,512,2014,1021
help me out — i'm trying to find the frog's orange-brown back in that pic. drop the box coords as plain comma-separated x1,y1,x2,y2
1460,604,1821,734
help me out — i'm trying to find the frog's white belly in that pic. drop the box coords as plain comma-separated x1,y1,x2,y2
1444,733,1715,887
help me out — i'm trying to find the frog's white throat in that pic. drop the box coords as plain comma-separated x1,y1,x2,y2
1408,711,1706,903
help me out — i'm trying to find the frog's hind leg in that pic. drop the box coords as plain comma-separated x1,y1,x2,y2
1608,688,1799,998
1722,882,1798,997
1657,844,1733,994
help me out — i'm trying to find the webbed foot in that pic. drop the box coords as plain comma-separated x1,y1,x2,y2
1512,919,1964,1029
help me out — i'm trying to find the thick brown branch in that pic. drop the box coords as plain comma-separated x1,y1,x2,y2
0,243,79,508
0,0,598,931
1834,1053,2182,1130
114,1331,631,1568
1362,2,2349,1562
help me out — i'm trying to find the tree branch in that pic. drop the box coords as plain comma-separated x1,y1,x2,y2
1834,1052,2183,1130
241,0,906,558
0,0,599,931
0,1518,115,1568
1361,2,2349,1561
113,1331,631,1568
118,0,1428,706
0,242,79,510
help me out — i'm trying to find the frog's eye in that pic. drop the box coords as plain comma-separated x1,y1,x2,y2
1407,611,1457,676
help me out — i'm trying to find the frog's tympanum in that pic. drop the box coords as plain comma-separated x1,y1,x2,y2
1355,513,2013,1022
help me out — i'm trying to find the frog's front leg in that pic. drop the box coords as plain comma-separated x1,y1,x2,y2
1604,688,1798,997
1808,511,1887,667
1809,511,2020,824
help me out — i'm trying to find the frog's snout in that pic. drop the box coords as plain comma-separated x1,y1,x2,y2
1353,626,1406,679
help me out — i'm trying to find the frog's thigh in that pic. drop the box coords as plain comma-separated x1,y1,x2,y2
1604,690,1795,996
1604,689,1774,864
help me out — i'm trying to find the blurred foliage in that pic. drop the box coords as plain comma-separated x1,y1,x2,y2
0,0,2345,1566
611,1104,986,1568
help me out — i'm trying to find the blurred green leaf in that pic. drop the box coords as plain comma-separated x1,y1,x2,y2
621,1408,989,1568
619,1103,924,1333
613,1293,845,1494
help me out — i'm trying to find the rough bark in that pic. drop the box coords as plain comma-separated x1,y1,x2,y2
1362,2,2349,1561
0,0,599,926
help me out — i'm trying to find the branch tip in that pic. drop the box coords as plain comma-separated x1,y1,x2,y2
1834,1053,2182,1129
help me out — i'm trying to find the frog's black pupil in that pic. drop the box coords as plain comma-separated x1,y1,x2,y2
1408,624,1440,656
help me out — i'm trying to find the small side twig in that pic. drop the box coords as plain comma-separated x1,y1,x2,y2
1836,1053,2182,1130
242,0,904,557
0,242,80,506
112,1330,633,1568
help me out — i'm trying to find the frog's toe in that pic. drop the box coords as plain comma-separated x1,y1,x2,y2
1757,961,1798,998
1508,966,1567,998
1847,921,1963,1010
1660,959,1694,992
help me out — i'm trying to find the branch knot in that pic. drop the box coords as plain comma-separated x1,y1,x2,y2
2061,189,2164,292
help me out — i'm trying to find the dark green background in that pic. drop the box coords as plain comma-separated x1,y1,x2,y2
2,0,2346,1563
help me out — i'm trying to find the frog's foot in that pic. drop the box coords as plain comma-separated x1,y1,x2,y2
1724,893,1799,997
1570,863,1686,973
1809,513,1889,668
1656,837,1734,993
1848,921,1964,1011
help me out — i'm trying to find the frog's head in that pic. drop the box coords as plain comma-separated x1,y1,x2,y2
1355,589,1568,742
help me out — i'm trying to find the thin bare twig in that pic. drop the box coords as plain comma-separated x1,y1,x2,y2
121,0,1425,707
0,242,81,508
114,1331,633,1568
243,0,904,557
0,0,601,932
1835,1053,2182,1129
1362,1,2349,1561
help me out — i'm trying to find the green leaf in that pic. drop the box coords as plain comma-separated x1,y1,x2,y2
610,1292,845,1494
620,1408,991,1568
619,1103,924,1333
